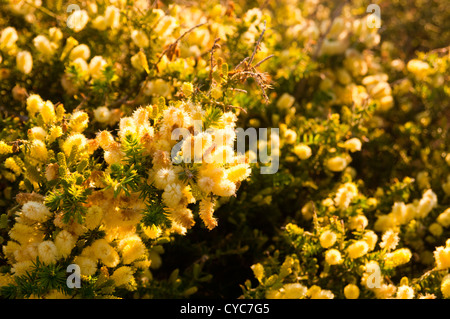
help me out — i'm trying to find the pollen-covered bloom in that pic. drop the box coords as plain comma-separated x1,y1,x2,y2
54,230,77,258
343,138,362,152
22,201,52,222
293,144,312,160
325,249,342,265
385,248,412,267
38,241,58,265
67,9,89,33
16,51,33,74
0,27,18,50
89,56,108,80
434,243,450,270
33,35,56,57
379,230,399,251
326,155,348,172
396,285,415,299
110,266,136,289
347,241,369,259
320,230,337,248
344,284,360,299
441,275,450,298
276,93,295,109
334,182,358,210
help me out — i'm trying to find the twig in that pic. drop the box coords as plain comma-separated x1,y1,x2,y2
249,20,267,65
253,54,274,68
25,0,59,20
155,22,206,66
209,38,221,83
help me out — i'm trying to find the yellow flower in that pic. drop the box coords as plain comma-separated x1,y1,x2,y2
111,266,136,288
166,206,195,230
251,263,265,283
0,27,18,50
62,133,88,157
33,35,56,57
326,156,348,172
38,241,58,265
40,100,56,125
347,241,369,259
69,111,89,133
396,285,414,299
91,239,120,268
26,94,44,117
325,249,342,265
308,286,334,299
71,57,90,81
29,139,48,162
49,27,63,43
131,29,149,48
276,93,295,109
284,129,297,144
28,127,47,141
142,225,162,240
73,256,97,276
16,50,33,74
416,189,438,218
407,59,431,78
54,230,76,258
4,157,22,175
118,235,146,265
282,283,308,299
344,284,360,299
385,248,412,267
334,182,358,210
363,230,378,251
93,106,111,124
48,126,63,144
69,44,91,61
104,6,121,29
89,56,108,80
181,82,194,97
226,164,251,183
293,144,312,160
212,179,236,197
434,245,450,270
379,230,399,251
437,208,450,228
0,141,13,155
319,230,337,248
428,223,443,237
162,183,183,207
84,206,104,230
349,214,368,230
343,138,362,152
199,198,217,230
441,275,450,298
22,201,52,222
91,16,107,31
67,9,89,33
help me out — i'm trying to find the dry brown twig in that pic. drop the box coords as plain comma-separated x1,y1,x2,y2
228,21,274,104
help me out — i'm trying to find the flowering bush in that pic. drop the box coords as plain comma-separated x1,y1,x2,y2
0,0,449,299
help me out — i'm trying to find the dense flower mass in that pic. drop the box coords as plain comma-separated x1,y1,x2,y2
0,0,449,299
